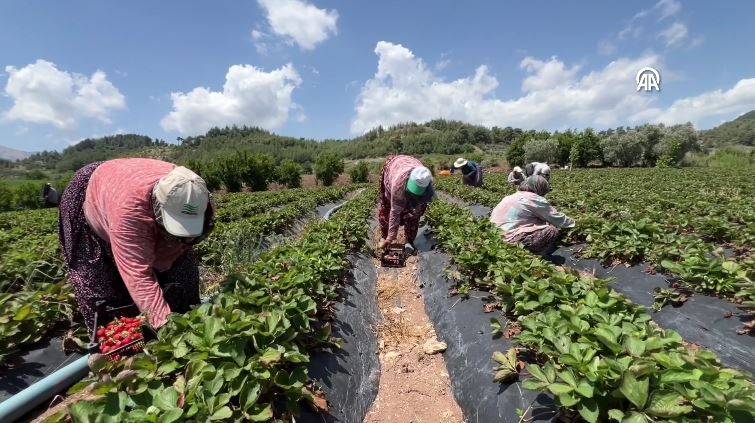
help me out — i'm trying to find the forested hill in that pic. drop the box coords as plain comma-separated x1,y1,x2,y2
171,121,538,165
15,120,541,172
11,111,755,175
20,134,170,172
700,110,755,147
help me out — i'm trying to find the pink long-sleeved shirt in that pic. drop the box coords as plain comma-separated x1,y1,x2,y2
381,155,434,241
489,191,575,242
84,158,191,328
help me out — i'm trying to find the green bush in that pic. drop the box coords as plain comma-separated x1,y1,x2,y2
601,132,643,167
314,153,344,186
14,182,44,210
349,161,369,183
0,182,13,211
275,160,303,188
524,138,558,164
570,130,602,167
506,138,526,168
216,155,243,192
238,152,275,191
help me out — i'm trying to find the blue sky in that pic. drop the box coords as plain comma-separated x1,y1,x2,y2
2,0,755,152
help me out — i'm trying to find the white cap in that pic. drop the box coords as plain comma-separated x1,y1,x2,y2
154,166,210,237
407,166,432,195
453,158,468,168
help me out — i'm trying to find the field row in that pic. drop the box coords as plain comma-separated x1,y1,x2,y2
435,170,755,311
0,186,354,366
49,189,377,421
426,199,755,422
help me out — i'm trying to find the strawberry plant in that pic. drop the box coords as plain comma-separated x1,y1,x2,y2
48,189,377,422
426,199,755,422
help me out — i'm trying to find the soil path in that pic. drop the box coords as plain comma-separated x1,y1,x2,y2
364,252,464,423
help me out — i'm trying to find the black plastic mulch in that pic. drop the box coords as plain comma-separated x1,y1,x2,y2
550,245,755,376
0,337,83,405
415,227,558,423
440,193,754,377
299,253,381,423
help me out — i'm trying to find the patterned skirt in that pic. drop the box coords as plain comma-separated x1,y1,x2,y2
58,162,200,330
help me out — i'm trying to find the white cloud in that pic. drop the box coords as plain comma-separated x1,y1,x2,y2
655,0,682,21
520,57,580,92
659,22,688,47
653,79,755,126
257,0,338,50
3,59,125,130
161,63,302,136
352,42,755,133
634,0,681,21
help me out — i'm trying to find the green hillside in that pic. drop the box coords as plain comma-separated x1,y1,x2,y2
700,110,755,147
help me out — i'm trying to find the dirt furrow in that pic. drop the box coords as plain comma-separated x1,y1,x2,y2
364,252,464,423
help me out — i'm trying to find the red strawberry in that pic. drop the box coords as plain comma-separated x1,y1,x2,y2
101,345,110,353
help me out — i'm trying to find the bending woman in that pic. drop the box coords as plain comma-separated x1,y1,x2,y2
490,175,574,256
59,158,214,330
378,155,434,251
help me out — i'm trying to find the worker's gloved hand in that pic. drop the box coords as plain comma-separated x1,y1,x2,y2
378,239,390,250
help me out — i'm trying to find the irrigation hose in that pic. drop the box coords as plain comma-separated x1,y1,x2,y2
0,354,90,422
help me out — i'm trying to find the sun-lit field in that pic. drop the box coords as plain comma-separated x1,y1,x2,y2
1,168,754,422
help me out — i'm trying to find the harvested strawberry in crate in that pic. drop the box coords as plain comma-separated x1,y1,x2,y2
96,316,146,360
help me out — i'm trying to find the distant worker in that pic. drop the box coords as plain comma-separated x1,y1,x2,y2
452,157,483,187
378,155,434,253
58,158,215,331
490,175,574,256
507,162,551,187
43,183,60,207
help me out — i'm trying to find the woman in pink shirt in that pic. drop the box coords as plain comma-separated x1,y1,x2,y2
490,175,574,256
377,155,434,251
58,159,214,330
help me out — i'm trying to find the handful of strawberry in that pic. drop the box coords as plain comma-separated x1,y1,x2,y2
96,316,145,360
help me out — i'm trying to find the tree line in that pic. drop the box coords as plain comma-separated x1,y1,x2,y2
506,123,700,168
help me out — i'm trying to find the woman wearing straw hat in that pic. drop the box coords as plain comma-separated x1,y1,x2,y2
377,155,434,252
58,158,215,330
452,157,483,187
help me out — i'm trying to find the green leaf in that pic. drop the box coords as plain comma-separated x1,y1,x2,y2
153,387,179,411
575,381,594,398
68,400,103,423
624,336,645,357
594,327,623,353
658,369,702,384
240,381,261,411
620,373,649,409
248,404,273,421
645,392,693,418
578,399,599,423
526,364,552,383
259,347,282,366
607,409,625,422
13,305,32,321
621,412,649,423
209,406,233,420
548,383,574,396
173,342,190,359
162,408,184,423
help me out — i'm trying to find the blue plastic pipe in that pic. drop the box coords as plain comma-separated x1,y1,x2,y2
0,354,90,422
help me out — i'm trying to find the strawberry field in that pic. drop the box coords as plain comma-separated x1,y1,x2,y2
0,169,753,423
436,168,755,322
